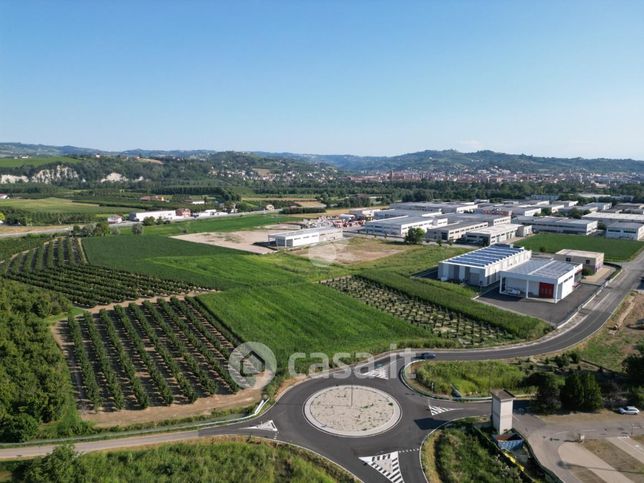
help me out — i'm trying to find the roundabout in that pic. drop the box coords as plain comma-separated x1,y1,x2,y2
303,385,401,437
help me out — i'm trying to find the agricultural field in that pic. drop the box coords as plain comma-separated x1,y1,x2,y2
412,361,529,397
0,236,48,263
83,235,347,289
198,282,440,374
421,424,523,483
132,213,291,237
0,155,82,168
3,238,199,306
0,197,133,215
60,297,242,412
517,233,644,261
357,244,469,276
11,437,356,483
323,277,516,347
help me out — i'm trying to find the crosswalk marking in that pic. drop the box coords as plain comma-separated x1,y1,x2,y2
428,405,455,416
360,451,404,483
362,366,389,379
246,420,278,432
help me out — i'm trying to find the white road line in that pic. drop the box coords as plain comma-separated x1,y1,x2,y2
245,420,278,432
428,405,455,416
360,451,404,483
362,366,389,379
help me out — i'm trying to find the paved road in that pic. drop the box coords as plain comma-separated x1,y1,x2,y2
1,250,642,482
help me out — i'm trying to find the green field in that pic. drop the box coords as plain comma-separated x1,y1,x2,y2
134,213,291,236
12,439,354,482
422,424,522,483
199,283,437,373
414,361,529,396
0,156,82,168
358,244,470,276
0,197,132,215
82,236,346,288
0,236,48,262
517,233,644,261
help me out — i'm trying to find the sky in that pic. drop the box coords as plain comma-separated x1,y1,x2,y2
1,0,643,159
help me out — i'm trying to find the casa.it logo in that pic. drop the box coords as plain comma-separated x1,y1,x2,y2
228,342,277,389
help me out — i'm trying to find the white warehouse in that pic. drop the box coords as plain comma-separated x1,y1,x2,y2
363,216,445,237
464,223,526,246
128,210,176,222
269,226,343,248
438,244,532,287
499,259,582,302
605,223,644,241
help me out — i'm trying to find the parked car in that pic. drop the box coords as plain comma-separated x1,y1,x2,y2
618,406,640,415
418,352,436,360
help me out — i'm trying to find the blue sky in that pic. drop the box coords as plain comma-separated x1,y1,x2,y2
1,0,643,158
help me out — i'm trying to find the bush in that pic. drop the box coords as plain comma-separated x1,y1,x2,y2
532,373,562,413
560,372,603,412
0,413,39,443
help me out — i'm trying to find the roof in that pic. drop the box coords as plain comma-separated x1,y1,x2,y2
515,216,596,226
427,221,487,232
491,389,515,401
465,223,522,236
273,226,342,237
441,244,527,268
502,258,579,279
556,249,604,258
366,216,438,226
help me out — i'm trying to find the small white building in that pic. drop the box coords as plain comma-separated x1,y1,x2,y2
438,244,532,287
128,210,176,222
349,208,380,220
269,226,343,248
605,222,644,241
491,389,514,434
554,249,604,274
499,259,582,302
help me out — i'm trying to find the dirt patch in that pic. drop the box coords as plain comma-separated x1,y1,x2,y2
82,372,272,428
291,237,411,265
172,225,301,254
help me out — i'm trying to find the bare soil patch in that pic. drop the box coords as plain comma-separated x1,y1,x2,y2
172,224,301,254
292,237,412,265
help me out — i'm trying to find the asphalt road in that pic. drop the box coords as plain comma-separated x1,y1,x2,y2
1,250,642,483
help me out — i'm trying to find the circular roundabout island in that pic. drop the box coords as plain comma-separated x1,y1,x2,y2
303,385,402,437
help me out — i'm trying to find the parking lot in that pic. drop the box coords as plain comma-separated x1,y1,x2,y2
476,282,601,326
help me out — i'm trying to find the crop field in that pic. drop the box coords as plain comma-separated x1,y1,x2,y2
517,233,644,261
133,213,291,237
0,197,133,215
198,282,443,373
0,236,48,262
61,297,242,411
357,244,470,276
0,155,82,168
3,238,200,306
83,235,347,289
323,277,516,346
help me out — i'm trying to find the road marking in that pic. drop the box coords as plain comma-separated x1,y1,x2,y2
428,405,455,416
362,366,389,379
246,420,278,432
359,451,404,483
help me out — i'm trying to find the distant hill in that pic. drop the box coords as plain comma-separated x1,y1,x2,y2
1,142,642,174
256,149,644,174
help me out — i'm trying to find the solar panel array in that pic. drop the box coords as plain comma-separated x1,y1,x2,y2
442,244,526,268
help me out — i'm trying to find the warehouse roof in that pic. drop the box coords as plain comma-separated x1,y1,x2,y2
555,249,604,258
502,259,579,279
515,216,595,226
367,216,439,225
272,226,342,238
465,223,522,236
606,222,644,229
441,244,527,268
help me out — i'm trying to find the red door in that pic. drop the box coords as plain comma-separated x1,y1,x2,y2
539,282,554,298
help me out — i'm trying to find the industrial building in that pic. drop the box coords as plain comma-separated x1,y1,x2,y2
606,223,644,241
438,245,532,287
583,212,644,225
269,226,343,248
128,210,176,222
425,221,489,243
363,216,443,237
449,213,512,226
389,201,477,213
554,249,604,274
463,223,526,246
499,259,582,302
515,216,598,235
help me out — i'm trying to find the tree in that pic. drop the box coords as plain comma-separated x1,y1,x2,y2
624,342,644,386
533,373,561,413
142,216,156,226
1,413,38,442
560,372,603,412
93,221,110,237
21,445,77,483
404,227,425,244
132,223,144,235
